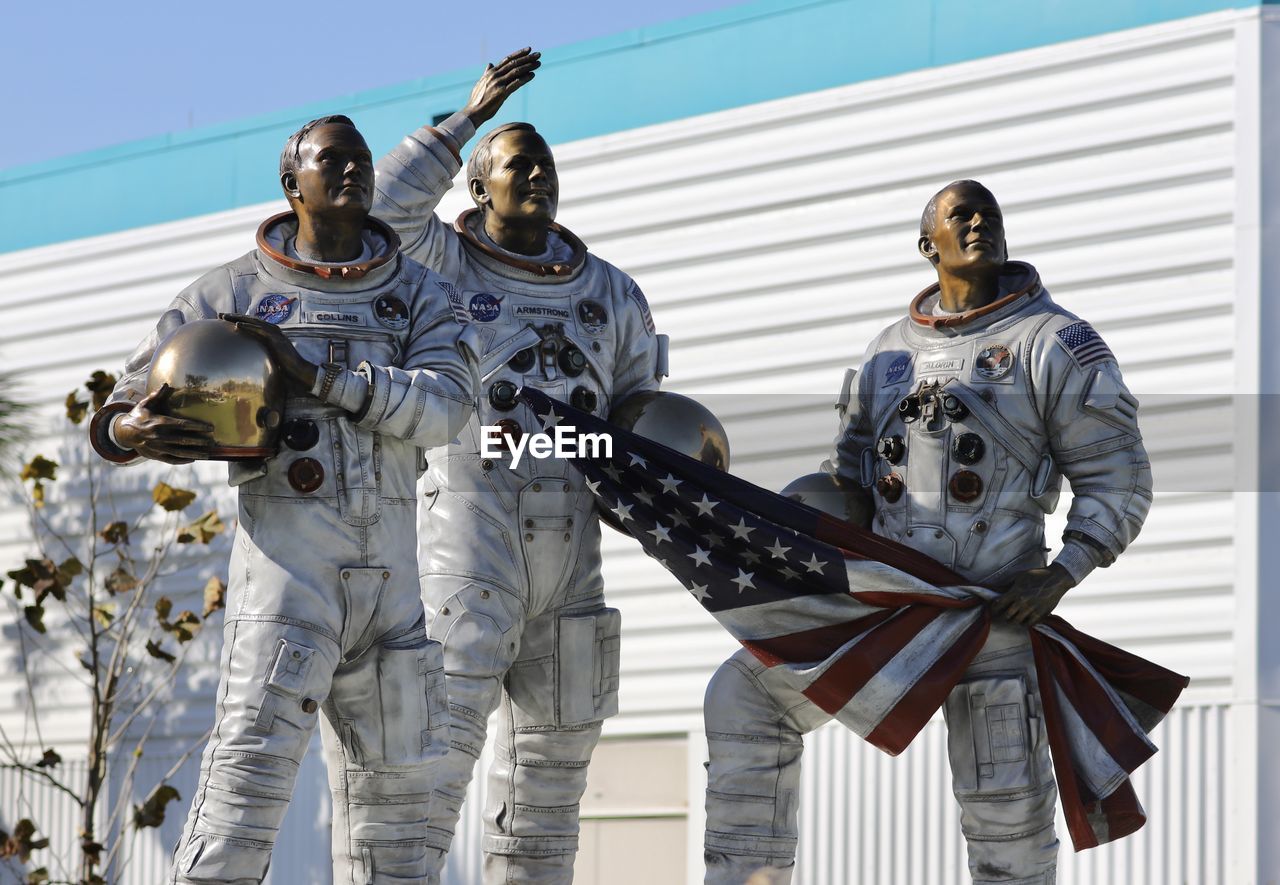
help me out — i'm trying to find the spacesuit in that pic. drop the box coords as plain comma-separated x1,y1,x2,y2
373,116,666,881
89,212,477,884
702,262,1152,884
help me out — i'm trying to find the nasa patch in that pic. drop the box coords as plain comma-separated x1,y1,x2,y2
578,299,608,334
254,294,296,325
374,295,410,330
468,293,503,323
883,354,911,386
973,343,1014,381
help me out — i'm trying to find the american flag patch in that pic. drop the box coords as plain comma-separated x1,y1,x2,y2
1055,321,1114,368
628,281,655,335
434,278,470,324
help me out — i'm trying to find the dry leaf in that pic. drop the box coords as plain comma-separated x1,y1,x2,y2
145,640,175,664
99,521,129,545
202,576,227,617
104,567,138,595
65,392,89,425
19,455,57,483
84,370,117,411
152,482,197,512
133,784,181,830
177,511,224,545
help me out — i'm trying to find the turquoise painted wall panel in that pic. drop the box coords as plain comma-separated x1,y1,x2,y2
0,0,1260,253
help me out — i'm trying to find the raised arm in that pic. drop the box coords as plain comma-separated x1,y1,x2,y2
374,49,541,263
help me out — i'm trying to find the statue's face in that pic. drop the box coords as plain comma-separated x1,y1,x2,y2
922,183,1007,275
288,124,374,217
476,129,559,226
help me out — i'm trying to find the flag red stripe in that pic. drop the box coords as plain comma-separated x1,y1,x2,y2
1031,631,1103,851
1096,781,1147,845
848,589,976,610
1040,616,1189,713
864,614,991,755
743,610,897,666
1040,638,1156,774
802,605,944,715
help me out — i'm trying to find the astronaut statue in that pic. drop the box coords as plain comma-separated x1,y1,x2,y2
89,116,477,884
701,180,1153,884
373,49,667,882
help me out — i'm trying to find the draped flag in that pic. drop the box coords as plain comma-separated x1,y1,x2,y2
517,388,1189,851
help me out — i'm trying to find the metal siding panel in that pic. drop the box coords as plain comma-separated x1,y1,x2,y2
794,704,1229,884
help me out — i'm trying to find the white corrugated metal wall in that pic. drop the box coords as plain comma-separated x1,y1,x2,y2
0,8,1258,882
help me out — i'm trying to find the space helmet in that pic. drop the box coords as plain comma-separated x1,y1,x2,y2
144,319,285,460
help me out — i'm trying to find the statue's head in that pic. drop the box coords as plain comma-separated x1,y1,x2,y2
278,115,373,223
917,180,1007,277
467,122,558,228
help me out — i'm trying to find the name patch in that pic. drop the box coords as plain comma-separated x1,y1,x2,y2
513,304,571,321
920,358,964,375
305,311,364,326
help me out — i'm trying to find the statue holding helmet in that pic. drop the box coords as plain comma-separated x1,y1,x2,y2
89,114,477,884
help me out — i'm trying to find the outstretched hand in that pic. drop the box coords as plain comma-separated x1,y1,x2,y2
464,48,541,127
114,385,214,464
219,314,319,392
988,563,1076,626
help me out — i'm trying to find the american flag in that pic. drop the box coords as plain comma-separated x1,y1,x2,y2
1056,320,1115,368
519,387,1189,852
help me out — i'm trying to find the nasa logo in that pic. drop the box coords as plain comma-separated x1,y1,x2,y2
884,354,911,386
254,294,296,325
469,293,503,323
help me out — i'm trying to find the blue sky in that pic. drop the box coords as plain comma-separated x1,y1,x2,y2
0,0,744,171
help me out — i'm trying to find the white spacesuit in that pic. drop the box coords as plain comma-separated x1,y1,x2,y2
702,262,1152,884
90,212,477,884
374,116,666,882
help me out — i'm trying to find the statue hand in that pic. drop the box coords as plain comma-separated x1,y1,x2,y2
464,47,541,126
114,386,214,464
988,563,1076,626
219,314,319,392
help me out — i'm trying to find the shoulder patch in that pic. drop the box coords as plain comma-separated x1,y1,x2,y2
627,281,655,335
1054,321,1115,369
434,278,471,324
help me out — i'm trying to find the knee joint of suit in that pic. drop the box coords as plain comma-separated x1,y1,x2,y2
330,637,447,885
703,657,803,856
946,672,1059,881
430,581,521,745
703,655,782,736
